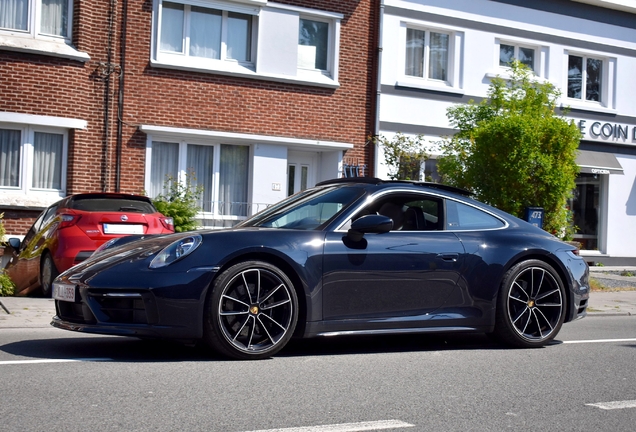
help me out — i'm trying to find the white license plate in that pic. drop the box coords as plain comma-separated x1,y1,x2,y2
53,283,76,302
103,224,144,234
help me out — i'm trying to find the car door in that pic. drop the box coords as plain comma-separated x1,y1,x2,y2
321,193,465,324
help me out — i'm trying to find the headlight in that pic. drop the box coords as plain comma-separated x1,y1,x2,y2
149,235,202,269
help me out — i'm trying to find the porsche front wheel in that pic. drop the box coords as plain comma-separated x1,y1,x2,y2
204,261,298,360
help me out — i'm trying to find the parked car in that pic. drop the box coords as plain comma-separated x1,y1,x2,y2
5,193,174,297
51,178,589,359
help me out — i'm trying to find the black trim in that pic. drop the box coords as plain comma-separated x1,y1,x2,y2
489,0,636,29
579,141,636,156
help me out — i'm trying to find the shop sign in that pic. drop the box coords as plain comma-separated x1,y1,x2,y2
576,119,636,145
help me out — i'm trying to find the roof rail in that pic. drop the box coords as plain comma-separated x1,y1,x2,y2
315,177,472,196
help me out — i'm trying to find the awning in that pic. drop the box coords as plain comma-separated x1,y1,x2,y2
576,150,624,175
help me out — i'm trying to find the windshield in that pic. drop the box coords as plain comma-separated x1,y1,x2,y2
239,186,365,230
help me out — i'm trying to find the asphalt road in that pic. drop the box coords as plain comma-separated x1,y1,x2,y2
1,316,635,432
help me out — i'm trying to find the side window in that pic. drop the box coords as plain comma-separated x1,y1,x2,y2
21,208,47,247
402,199,442,231
445,200,504,230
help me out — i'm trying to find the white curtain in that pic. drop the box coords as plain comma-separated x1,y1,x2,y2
226,12,250,61
429,32,448,81
190,6,221,59
298,19,328,70
187,144,214,212
405,29,424,77
219,144,248,216
0,0,28,30
150,141,179,198
40,0,68,37
0,128,21,187
32,132,62,189
160,2,184,53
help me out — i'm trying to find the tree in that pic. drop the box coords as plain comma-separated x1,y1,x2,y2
437,60,581,238
152,173,203,233
375,132,429,181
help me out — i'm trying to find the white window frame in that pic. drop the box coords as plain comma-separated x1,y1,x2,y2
397,21,463,94
0,0,90,61
485,38,547,82
145,135,253,223
0,122,68,199
564,50,616,113
154,0,258,72
151,0,342,88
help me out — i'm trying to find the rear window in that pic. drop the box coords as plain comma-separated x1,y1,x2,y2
69,197,157,213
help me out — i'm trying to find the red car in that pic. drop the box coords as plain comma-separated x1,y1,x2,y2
4,193,174,296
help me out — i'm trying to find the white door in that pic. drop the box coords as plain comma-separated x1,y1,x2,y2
287,151,317,196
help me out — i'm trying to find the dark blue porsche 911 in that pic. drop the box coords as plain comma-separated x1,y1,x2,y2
51,178,589,359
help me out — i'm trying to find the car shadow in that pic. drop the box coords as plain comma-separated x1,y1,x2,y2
1,332,522,363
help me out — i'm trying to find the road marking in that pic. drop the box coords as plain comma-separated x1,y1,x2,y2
586,400,636,410
562,338,636,344
248,420,415,432
0,358,111,365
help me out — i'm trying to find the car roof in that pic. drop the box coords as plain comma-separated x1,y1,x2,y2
315,177,473,197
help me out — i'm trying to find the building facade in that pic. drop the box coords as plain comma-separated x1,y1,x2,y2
375,0,636,264
1,0,378,233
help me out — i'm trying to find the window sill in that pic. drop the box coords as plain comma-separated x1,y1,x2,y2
0,190,65,208
395,79,464,96
484,69,547,82
0,35,90,62
150,58,340,89
562,101,617,115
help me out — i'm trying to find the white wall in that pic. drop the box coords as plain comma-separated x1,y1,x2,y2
606,155,636,257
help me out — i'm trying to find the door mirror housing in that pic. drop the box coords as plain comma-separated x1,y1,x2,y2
347,214,393,242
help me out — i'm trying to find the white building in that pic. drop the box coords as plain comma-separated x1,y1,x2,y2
375,0,636,264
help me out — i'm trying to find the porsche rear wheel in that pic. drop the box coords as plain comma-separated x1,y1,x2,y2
40,253,59,298
204,261,298,360
493,260,566,348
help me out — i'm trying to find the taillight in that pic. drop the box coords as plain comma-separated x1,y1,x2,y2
161,217,174,231
59,214,80,229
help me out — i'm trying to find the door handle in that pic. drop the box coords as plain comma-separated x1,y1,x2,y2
438,253,459,262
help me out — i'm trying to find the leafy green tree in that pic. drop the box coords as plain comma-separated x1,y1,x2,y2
375,132,429,180
152,173,203,233
437,61,581,238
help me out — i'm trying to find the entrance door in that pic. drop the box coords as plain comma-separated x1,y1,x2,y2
570,173,602,251
287,151,317,196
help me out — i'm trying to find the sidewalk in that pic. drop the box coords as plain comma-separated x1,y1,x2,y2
1,288,635,329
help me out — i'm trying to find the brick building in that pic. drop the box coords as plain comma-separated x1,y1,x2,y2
1,0,378,234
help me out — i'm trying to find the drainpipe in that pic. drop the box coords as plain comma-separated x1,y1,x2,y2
102,0,117,192
116,0,128,192
373,0,385,177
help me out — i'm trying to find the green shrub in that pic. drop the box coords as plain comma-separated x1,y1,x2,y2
0,213,16,296
151,174,203,233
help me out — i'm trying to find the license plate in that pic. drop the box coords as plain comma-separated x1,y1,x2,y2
53,283,76,302
103,224,144,234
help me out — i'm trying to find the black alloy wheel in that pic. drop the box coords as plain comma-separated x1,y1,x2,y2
40,253,59,298
204,260,298,360
493,260,566,347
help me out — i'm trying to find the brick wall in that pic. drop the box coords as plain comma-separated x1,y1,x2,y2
1,0,378,233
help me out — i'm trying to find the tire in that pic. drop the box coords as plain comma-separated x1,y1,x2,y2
40,254,59,298
493,260,566,348
203,261,298,360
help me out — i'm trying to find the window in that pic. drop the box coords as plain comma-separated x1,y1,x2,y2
0,0,71,39
405,28,450,81
568,54,603,103
499,43,535,70
149,140,250,220
445,201,504,230
158,1,253,63
298,18,329,71
0,125,67,195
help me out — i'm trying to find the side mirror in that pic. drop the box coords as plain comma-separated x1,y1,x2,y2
347,214,393,242
8,238,21,249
